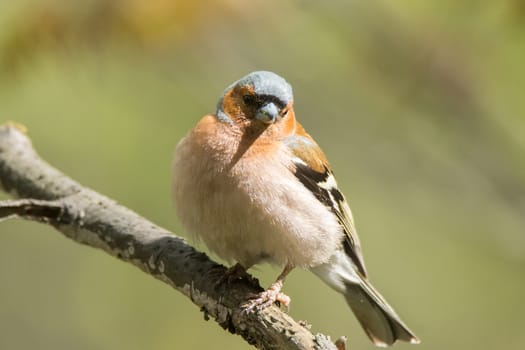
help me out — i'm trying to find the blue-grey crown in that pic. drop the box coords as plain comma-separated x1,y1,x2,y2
235,71,293,106
216,71,293,122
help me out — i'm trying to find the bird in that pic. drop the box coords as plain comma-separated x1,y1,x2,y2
172,71,419,347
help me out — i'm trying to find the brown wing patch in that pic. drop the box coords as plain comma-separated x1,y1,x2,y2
286,122,329,173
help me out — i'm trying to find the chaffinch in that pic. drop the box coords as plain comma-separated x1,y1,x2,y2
172,71,419,347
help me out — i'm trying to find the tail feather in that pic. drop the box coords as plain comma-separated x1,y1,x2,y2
310,251,419,346
344,279,419,347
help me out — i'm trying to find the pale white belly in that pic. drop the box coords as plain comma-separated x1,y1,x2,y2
172,136,343,268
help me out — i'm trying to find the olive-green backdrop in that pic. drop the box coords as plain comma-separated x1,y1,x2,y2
1,1,524,349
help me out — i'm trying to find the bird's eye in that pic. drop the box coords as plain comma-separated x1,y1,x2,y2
243,94,256,106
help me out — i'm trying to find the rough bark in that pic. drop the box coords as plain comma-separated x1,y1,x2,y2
0,123,341,350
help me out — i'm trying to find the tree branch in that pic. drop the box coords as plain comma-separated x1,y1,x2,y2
0,124,339,350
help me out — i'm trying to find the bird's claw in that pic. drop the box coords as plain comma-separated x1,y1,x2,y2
215,263,258,289
241,288,291,313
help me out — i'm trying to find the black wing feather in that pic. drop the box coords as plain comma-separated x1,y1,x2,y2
294,162,368,277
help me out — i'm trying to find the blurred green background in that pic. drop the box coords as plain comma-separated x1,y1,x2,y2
1,0,524,349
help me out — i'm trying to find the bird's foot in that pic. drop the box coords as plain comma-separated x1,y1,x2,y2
216,263,258,288
241,281,291,313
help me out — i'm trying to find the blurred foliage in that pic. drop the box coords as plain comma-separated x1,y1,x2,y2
1,1,524,349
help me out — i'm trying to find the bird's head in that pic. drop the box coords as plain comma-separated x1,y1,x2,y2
216,71,296,135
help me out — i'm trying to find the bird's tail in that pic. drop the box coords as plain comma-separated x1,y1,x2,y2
311,252,419,347
344,277,419,347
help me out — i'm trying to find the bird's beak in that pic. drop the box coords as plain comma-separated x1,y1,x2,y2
255,102,279,124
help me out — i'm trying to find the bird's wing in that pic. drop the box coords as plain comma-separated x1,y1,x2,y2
283,130,368,277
